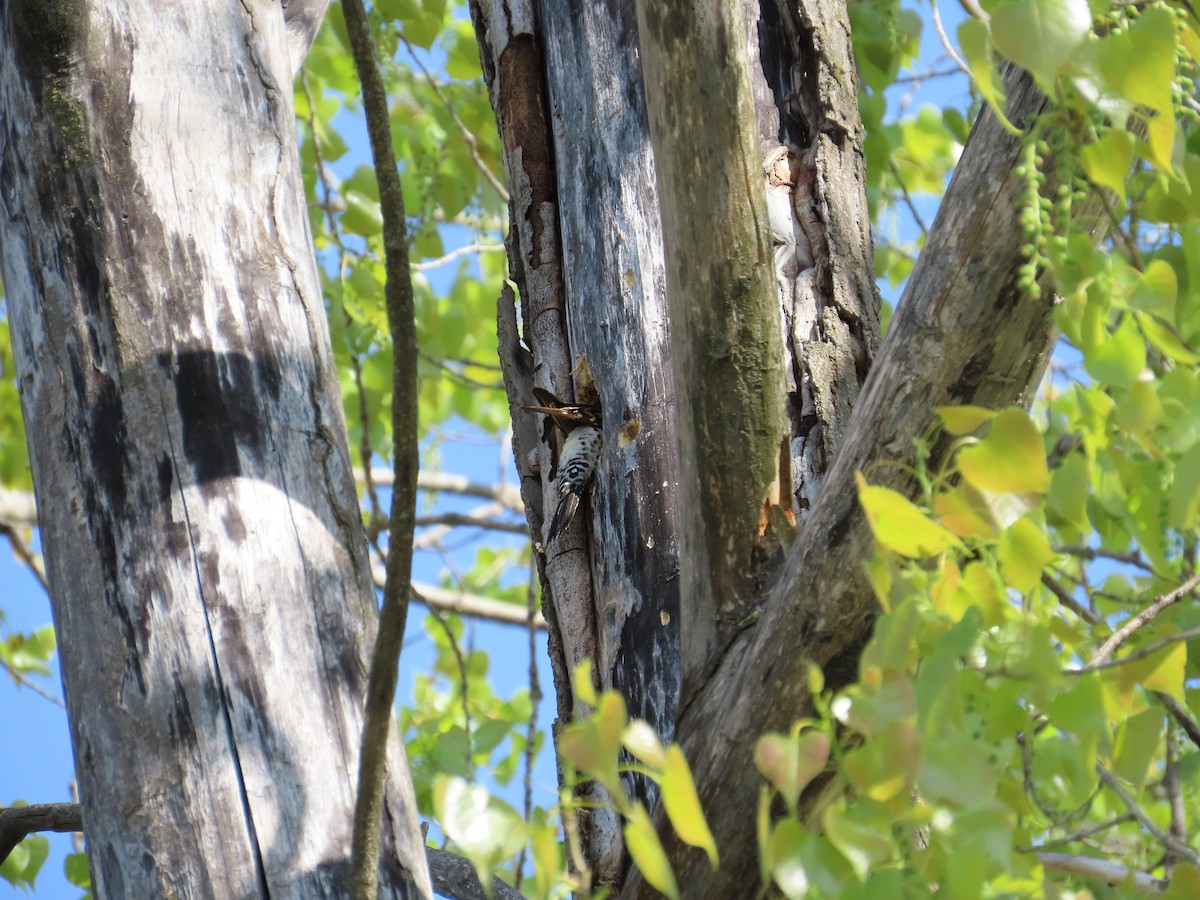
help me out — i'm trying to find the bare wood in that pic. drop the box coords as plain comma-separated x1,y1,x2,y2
635,0,789,701
0,803,81,864
533,0,683,875
624,62,1110,900
1038,853,1166,894
470,1,621,884
745,1,881,517
0,2,428,895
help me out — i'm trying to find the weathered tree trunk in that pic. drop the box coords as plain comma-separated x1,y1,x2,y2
0,2,430,896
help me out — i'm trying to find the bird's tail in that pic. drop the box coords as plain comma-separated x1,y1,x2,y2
545,492,581,545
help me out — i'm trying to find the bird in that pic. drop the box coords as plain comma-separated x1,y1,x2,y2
523,386,602,545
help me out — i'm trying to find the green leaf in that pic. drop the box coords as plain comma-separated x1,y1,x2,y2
432,775,526,877
857,474,965,558
935,405,996,436
958,19,1017,133
822,801,893,882
64,852,91,889
1097,6,1177,114
1170,443,1200,529
1112,706,1163,791
1081,130,1135,205
957,409,1050,494
624,804,679,900
1138,313,1200,366
754,731,831,814
769,821,856,898
997,517,1055,595
0,834,48,888
661,745,718,869
990,0,1091,85
919,739,997,809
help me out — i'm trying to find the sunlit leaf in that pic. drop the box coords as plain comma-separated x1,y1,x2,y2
957,409,1050,495
990,0,1090,86
857,474,965,558
624,804,679,900
661,745,719,869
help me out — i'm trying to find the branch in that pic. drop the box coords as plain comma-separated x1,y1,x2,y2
0,803,528,900
1096,763,1200,866
1157,691,1200,750
636,61,1129,898
362,469,525,512
1041,572,1101,625
1037,852,1166,894
0,803,81,864
427,847,529,900
1082,573,1200,670
341,0,422,895
1075,625,1200,674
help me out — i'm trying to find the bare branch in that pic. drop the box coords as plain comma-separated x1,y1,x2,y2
427,847,529,900
1074,625,1200,674
0,803,82,865
1037,852,1166,894
414,512,528,536
1096,763,1200,866
0,658,64,708
361,469,524,512
341,0,421,893
1157,692,1200,750
396,33,510,204
1041,572,1101,625
1083,573,1200,670
411,243,505,271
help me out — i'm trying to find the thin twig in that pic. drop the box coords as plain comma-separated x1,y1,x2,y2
411,242,504,271
1037,852,1166,894
1157,691,1200,750
342,0,421,894
395,34,509,203
0,657,65,708
1073,625,1200,673
1083,573,1200,670
0,523,48,593
1041,572,1101,624
888,159,929,236
420,596,474,778
931,0,971,76
1015,813,1135,854
1165,725,1186,876
361,468,524,511
1055,544,1153,572
414,512,529,535
1096,763,1200,866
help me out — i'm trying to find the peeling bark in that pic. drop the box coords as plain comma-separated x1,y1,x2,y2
0,2,428,895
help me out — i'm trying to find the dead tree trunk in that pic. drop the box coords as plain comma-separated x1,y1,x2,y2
0,1,430,896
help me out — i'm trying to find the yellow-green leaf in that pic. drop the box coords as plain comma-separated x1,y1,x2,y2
1082,130,1135,205
997,517,1055,595
935,405,995,436
989,0,1090,84
857,474,965,558
957,409,1050,494
624,804,679,900
958,19,1017,134
622,720,666,769
661,745,719,869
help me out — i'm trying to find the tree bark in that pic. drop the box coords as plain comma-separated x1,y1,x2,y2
625,63,1102,900
0,1,429,896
